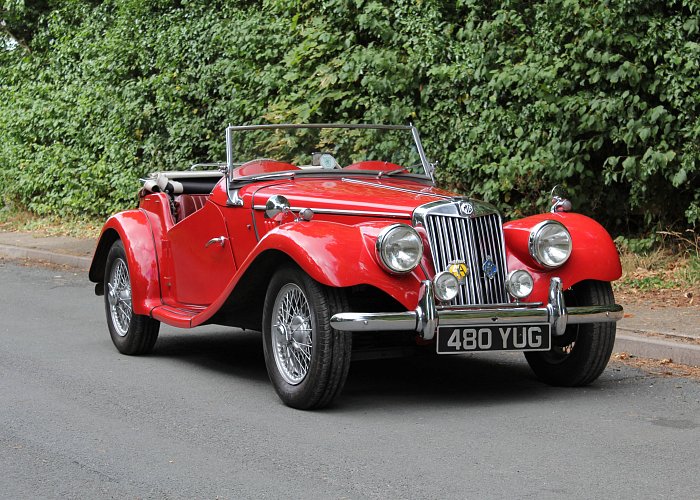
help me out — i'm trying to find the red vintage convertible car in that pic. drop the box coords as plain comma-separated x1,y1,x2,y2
89,124,623,409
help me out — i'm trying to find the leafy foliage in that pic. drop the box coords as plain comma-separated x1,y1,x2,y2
1,0,51,49
0,0,698,233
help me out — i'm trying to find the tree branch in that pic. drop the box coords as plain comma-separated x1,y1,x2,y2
0,23,31,52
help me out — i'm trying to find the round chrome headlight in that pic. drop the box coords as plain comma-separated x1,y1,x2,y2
529,220,572,268
376,224,423,274
505,270,534,299
433,271,459,302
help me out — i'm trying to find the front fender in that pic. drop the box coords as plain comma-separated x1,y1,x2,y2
192,220,424,327
89,210,161,315
504,212,622,303
250,221,424,308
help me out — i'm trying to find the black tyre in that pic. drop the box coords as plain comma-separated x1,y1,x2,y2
262,266,352,410
104,240,160,355
525,280,616,386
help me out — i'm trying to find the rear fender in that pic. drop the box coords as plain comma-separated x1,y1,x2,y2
89,210,161,315
503,212,622,303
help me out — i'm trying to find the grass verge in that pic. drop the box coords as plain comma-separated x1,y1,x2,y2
614,230,699,307
0,207,101,239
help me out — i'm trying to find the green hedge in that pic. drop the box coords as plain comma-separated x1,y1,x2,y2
1,0,698,234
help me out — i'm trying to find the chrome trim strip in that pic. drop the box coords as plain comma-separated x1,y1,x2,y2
190,162,226,171
250,185,273,242
341,177,452,199
252,205,411,218
147,170,224,179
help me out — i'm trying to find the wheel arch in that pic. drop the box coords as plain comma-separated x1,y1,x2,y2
207,248,409,331
89,210,162,315
208,249,296,330
89,227,120,293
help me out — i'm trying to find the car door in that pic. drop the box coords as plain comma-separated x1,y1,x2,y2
166,201,236,306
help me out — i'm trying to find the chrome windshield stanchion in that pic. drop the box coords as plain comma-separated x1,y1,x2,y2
547,277,568,336
225,125,245,207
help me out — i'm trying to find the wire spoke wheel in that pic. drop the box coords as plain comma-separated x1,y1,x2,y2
107,258,132,337
262,266,352,409
272,283,313,385
103,240,159,355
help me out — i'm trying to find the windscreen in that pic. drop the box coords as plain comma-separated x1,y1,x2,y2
228,125,427,174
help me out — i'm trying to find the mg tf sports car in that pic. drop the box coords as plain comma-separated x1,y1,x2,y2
89,124,624,409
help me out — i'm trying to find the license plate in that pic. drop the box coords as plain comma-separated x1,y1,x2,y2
436,324,552,354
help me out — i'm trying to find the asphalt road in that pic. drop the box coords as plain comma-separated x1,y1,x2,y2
1,261,698,499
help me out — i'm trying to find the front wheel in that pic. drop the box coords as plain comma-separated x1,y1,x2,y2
262,266,352,410
104,240,160,355
525,280,616,386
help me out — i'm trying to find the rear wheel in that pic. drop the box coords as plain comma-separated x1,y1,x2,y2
262,266,352,409
104,240,160,355
525,280,616,386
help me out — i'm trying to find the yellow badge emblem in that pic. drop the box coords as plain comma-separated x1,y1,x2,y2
447,262,469,283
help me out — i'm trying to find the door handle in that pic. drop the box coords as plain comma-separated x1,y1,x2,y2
205,236,227,248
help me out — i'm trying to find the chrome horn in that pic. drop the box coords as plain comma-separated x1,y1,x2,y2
265,195,291,219
550,185,572,213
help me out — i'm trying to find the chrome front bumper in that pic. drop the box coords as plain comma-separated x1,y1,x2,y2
329,278,623,340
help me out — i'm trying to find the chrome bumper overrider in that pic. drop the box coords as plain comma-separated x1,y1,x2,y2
329,278,624,340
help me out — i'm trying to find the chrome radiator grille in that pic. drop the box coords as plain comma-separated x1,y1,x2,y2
424,212,509,305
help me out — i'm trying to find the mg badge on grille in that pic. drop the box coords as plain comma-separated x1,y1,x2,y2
482,257,498,280
459,202,474,216
448,261,469,284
